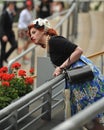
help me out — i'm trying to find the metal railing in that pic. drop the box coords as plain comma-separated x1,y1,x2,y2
52,97,104,130
88,51,104,74
8,45,36,73
54,3,78,41
51,51,104,130
0,75,65,130
1,1,104,130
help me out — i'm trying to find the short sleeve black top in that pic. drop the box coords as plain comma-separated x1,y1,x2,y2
48,36,78,66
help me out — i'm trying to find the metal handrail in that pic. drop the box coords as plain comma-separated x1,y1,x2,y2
88,51,104,74
1,1,104,129
51,51,104,130
47,9,69,20
8,45,36,73
0,74,65,130
87,51,104,59
55,3,76,30
52,97,104,130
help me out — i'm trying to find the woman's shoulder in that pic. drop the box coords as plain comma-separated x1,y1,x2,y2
49,35,71,48
51,35,66,41
50,35,73,45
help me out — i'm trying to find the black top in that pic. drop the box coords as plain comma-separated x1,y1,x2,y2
49,36,78,66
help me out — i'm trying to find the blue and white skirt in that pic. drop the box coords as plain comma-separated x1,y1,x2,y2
66,55,104,122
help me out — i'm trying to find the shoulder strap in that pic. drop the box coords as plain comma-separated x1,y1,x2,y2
79,58,88,65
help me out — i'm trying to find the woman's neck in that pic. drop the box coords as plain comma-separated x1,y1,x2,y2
39,35,50,48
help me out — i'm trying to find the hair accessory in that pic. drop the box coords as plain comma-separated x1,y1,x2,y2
32,18,51,30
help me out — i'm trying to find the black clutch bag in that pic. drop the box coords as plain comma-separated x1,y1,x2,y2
64,59,94,84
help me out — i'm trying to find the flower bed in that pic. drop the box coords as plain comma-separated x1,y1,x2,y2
0,62,36,109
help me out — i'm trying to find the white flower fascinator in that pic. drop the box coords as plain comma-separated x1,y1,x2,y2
32,18,51,31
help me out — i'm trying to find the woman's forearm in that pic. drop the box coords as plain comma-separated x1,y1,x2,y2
60,47,83,69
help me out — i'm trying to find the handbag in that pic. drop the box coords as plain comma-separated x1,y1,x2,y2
64,59,94,84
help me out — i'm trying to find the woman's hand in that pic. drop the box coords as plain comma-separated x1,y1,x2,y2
53,47,83,77
53,67,63,77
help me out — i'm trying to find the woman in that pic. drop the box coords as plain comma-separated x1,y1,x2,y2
28,18,104,130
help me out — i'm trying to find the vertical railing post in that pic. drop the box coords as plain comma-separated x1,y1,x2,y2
70,1,78,42
9,110,18,130
67,16,70,40
8,60,13,73
41,87,52,120
60,25,63,36
31,47,35,69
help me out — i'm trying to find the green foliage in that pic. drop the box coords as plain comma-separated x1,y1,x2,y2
0,62,35,110
0,85,18,109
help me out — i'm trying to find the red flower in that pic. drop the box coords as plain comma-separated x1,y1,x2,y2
2,81,10,87
25,77,34,85
8,73,15,80
2,73,15,81
29,68,34,74
0,73,3,80
18,69,26,77
0,66,8,73
11,62,21,69
0,62,36,109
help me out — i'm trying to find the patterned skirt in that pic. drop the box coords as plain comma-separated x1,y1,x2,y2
66,55,104,122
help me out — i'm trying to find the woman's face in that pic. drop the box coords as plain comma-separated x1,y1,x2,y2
30,27,44,46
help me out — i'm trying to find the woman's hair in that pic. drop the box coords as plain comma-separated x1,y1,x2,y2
47,28,58,36
28,18,58,36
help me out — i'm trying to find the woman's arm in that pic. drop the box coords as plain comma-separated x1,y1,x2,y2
53,47,83,76
60,47,83,69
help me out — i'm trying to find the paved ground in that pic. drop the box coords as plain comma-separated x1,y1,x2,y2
28,102,65,130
